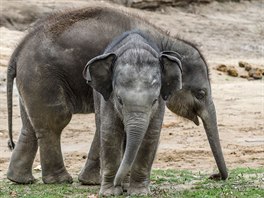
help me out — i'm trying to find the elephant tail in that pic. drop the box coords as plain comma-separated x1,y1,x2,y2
7,57,17,150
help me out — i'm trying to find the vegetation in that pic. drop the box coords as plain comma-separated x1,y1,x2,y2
0,168,263,198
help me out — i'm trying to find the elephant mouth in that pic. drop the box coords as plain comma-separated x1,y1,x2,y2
170,105,200,126
191,115,199,126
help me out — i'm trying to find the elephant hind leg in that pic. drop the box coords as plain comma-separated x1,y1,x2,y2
78,128,100,185
79,93,101,185
36,110,72,183
78,158,100,185
7,100,38,184
78,121,100,184
26,99,73,184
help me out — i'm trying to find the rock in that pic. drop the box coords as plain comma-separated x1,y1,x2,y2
254,72,259,79
247,77,255,81
238,61,245,67
238,61,263,80
248,68,263,80
227,66,238,77
261,69,264,76
238,61,251,68
216,64,227,72
245,64,252,71
238,61,253,71
240,74,248,79
248,69,255,77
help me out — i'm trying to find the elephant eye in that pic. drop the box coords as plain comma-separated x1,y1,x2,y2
117,96,123,105
152,98,158,106
195,89,206,100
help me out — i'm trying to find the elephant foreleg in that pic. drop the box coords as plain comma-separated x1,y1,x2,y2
99,102,124,196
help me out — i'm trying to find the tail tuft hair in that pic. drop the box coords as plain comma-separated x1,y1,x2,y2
8,139,15,150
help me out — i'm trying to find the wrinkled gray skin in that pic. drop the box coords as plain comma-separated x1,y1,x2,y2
81,31,182,195
7,5,227,195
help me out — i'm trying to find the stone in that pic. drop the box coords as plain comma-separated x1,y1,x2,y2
240,74,248,79
248,68,263,80
245,64,252,71
238,61,251,68
227,66,238,77
216,64,227,72
261,69,264,75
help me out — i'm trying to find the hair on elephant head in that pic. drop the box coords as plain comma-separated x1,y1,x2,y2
83,30,182,186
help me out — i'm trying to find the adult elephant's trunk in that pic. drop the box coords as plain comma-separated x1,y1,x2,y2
114,112,149,186
199,101,228,180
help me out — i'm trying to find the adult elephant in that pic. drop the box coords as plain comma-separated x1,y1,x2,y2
7,5,227,190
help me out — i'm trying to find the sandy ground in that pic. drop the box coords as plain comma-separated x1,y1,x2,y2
0,0,263,181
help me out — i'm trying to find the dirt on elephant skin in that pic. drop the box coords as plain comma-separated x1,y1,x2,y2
0,0,263,181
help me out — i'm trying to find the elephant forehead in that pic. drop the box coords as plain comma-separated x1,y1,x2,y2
114,63,161,87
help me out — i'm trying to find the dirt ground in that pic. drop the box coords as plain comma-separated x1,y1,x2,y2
0,0,263,181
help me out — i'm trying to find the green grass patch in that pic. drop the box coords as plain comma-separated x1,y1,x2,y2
0,167,263,198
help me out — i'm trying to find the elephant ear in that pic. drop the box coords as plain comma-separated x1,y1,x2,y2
159,51,182,100
83,53,117,101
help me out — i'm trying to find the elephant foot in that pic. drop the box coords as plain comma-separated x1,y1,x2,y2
78,159,100,185
99,183,123,196
42,168,73,184
209,173,228,181
7,169,36,184
128,181,150,196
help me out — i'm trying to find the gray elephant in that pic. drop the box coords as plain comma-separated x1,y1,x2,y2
6,5,227,192
82,30,182,195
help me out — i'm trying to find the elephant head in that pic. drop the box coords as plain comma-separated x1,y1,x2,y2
166,41,228,180
83,35,182,186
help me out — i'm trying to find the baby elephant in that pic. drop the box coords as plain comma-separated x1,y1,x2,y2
82,30,182,196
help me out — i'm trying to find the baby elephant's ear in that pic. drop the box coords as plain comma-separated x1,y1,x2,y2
159,51,182,100
83,53,117,101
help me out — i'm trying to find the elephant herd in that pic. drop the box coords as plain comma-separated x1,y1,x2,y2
6,6,227,196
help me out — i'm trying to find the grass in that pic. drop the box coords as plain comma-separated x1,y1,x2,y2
0,168,263,198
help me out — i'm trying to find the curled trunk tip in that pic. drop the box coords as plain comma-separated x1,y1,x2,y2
199,102,228,180
114,163,129,186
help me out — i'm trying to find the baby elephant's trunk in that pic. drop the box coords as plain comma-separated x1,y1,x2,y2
114,112,149,186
